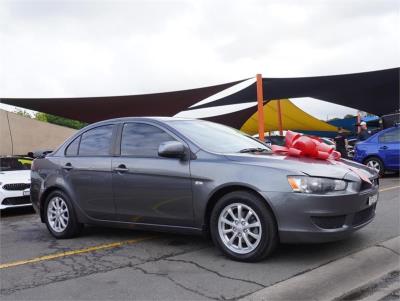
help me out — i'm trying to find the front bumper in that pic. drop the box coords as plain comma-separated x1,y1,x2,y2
0,189,32,210
262,187,378,243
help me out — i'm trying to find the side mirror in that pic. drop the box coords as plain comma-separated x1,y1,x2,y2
158,141,186,159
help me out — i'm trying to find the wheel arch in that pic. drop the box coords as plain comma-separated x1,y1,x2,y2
39,186,68,222
362,154,385,167
203,184,278,234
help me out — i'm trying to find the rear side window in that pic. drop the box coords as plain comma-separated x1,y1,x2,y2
65,136,81,156
121,123,176,157
379,128,400,143
79,125,114,156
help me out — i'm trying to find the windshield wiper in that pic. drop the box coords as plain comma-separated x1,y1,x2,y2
239,147,270,153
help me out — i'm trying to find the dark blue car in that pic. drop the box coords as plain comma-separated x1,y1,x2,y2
354,126,400,176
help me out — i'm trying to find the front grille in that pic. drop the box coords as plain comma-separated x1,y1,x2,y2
2,183,30,191
2,196,31,206
352,205,376,226
312,215,346,229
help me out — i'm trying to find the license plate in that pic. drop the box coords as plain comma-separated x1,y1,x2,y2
23,190,30,196
368,194,378,206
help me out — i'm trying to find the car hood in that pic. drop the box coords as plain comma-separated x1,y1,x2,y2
0,170,31,184
224,153,376,180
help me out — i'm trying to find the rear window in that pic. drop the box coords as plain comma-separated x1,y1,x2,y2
0,158,32,171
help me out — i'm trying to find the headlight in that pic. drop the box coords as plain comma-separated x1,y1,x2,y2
287,176,347,194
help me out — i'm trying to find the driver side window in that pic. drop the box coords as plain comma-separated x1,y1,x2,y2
121,123,176,157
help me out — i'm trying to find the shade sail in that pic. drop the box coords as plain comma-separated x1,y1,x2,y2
1,68,398,127
0,81,242,123
184,68,399,117
240,99,338,135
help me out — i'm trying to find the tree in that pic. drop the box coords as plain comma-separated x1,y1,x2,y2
344,114,356,119
327,117,340,122
35,112,88,130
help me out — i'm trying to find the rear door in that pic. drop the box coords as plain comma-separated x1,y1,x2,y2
112,122,194,226
61,124,116,219
378,128,400,170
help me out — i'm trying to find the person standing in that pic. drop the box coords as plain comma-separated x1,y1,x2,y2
334,127,348,159
358,121,371,141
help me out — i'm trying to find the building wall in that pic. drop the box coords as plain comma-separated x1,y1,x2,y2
0,109,77,156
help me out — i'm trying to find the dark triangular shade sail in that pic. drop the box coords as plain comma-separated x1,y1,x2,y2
187,68,399,117
0,80,242,123
1,68,398,125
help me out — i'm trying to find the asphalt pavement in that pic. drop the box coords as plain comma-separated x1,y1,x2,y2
1,176,399,300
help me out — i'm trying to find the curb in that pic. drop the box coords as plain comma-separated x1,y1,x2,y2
240,236,400,301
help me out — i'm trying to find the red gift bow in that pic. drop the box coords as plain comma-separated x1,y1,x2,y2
271,131,372,184
271,131,341,160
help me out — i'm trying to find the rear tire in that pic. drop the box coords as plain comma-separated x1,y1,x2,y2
364,157,385,177
44,190,83,238
210,191,278,262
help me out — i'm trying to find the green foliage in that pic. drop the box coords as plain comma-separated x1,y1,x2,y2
344,114,356,119
34,112,88,130
327,117,340,122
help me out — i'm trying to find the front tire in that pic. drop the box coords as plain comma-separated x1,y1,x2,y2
364,157,385,177
210,191,278,262
44,191,83,238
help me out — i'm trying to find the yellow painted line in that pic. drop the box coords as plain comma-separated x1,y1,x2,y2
0,236,155,270
379,185,400,193
1,186,398,270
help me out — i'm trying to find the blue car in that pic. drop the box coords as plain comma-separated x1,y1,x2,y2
354,126,400,176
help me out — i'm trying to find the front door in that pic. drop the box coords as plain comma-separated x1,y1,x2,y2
112,122,194,227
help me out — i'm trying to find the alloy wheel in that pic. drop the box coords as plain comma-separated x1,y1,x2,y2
47,196,69,233
366,160,381,172
218,203,262,254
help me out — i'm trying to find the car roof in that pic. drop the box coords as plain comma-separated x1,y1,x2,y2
97,116,196,123
85,116,200,129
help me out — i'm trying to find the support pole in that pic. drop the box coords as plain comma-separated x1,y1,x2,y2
256,74,265,141
277,99,283,136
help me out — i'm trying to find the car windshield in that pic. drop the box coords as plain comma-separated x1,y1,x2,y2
0,157,32,171
169,120,271,153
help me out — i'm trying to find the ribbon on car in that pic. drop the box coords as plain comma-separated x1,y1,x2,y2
271,131,341,160
271,131,372,184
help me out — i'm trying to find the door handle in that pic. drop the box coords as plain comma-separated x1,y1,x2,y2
114,164,128,173
379,145,388,150
63,163,73,170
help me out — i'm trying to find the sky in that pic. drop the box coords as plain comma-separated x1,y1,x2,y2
0,0,399,119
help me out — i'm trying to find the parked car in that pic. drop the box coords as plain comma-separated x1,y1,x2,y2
321,137,336,149
0,156,32,210
264,135,285,146
353,126,400,176
346,138,358,159
31,118,379,262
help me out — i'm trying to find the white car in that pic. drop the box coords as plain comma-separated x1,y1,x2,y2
0,157,32,210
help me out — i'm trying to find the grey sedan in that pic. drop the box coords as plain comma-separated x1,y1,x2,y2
31,117,379,261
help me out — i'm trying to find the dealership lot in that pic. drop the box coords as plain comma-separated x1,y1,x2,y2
1,177,399,300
